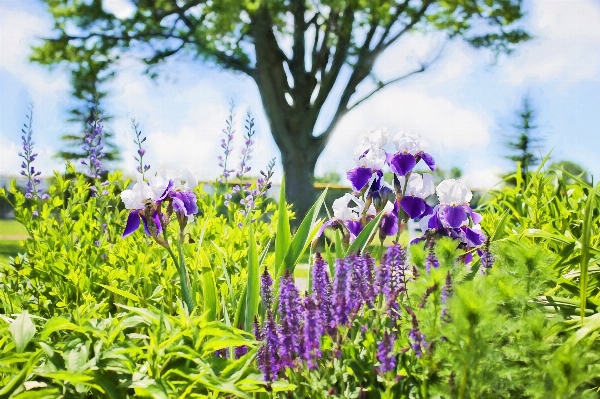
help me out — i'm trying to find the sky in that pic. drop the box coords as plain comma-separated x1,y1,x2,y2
1,0,599,190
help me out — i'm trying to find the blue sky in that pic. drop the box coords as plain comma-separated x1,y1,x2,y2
1,0,599,189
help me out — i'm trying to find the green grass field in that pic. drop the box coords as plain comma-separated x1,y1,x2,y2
0,220,27,264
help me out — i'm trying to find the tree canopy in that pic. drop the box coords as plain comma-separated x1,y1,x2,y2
32,0,530,218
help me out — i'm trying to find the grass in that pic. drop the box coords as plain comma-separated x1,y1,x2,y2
0,220,27,265
0,220,28,238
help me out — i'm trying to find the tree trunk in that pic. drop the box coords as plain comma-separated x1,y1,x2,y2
280,143,322,224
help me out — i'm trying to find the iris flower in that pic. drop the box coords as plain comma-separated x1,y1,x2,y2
422,179,485,248
398,173,435,219
346,128,389,191
388,131,435,176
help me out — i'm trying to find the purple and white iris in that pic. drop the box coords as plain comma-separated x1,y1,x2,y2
121,166,198,239
346,128,389,192
422,179,485,248
331,193,375,239
398,173,435,220
388,131,435,176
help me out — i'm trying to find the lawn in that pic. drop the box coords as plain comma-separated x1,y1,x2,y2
0,220,26,264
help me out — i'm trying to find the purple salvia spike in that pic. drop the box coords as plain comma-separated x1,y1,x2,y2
377,331,397,373
312,253,334,332
359,252,376,306
252,316,262,340
278,271,302,367
234,345,248,359
425,238,439,273
441,271,453,322
347,254,364,313
257,311,281,383
261,267,274,311
333,257,352,326
382,244,408,300
302,295,323,370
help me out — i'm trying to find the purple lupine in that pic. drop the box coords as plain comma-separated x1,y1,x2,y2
131,119,151,180
218,100,236,187
312,254,334,332
377,331,397,373
375,254,391,298
18,106,48,200
279,271,303,367
261,267,274,311
254,158,275,199
81,109,105,179
441,271,453,322
302,295,324,370
232,111,257,215
257,311,281,383
425,238,439,274
332,257,352,326
406,306,427,358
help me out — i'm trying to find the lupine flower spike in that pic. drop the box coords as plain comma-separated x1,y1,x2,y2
18,106,48,201
131,118,150,180
81,108,105,180
219,100,236,189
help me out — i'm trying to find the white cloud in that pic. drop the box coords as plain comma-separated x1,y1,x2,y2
317,87,493,178
502,0,600,84
462,167,503,191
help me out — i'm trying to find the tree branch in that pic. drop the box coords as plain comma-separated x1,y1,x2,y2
345,65,425,112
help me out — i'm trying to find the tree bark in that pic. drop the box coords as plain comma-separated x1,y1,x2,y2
280,137,323,225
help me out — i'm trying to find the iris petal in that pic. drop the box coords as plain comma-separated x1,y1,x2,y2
346,167,373,191
122,210,141,237
400,196,426,219
420,152,436,171
440,205,467,229
380,213,398,237
346,220,363,238
389,153,416,176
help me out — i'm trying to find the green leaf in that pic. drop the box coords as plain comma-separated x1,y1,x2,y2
345,211,385,256
40,317,87,340
244,221,260,332
580,185,596,324
278,187,328,278
96,283,140,302
490,211,509,242
9,311,36,353
0,351,42,399
200,248,218,322
274,177,291,274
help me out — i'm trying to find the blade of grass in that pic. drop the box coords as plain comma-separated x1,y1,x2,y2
199,248,217,322
244,220,260,332
580,185,596,324
274,177,291,274
345,211,385,256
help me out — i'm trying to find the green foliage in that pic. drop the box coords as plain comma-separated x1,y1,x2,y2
480,164,600,318
0,167,287,395
274,240,600,398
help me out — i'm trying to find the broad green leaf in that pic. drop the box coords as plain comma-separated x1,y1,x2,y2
244,221,260,332
40,317,87,340
200,248,218,322
8,311,36,353
490,211,509,242
345,211,385,256
274,176,291,273
278,187,328,278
